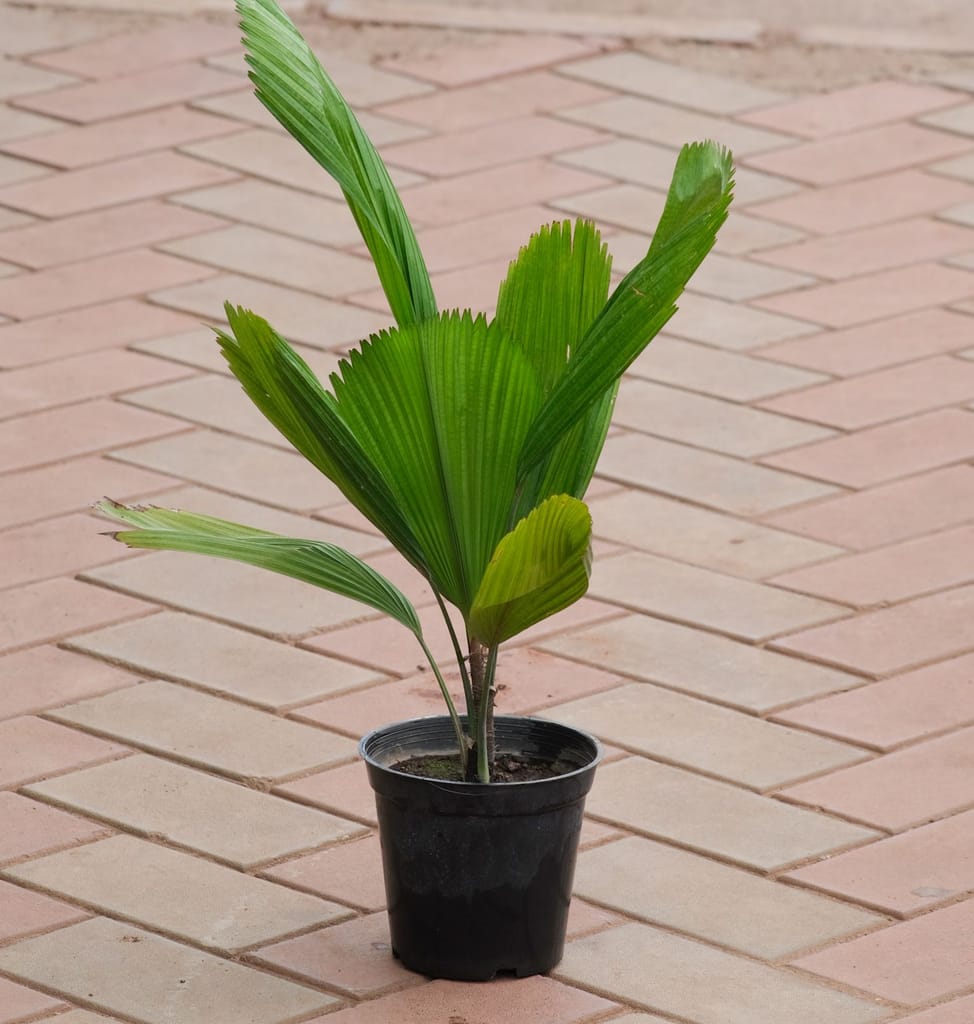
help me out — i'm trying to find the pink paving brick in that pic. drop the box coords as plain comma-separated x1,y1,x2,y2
377,70,611,130
177,125,366,198
0,457,175,532
785,807,974,917
360,550,436,608
0,349,193,418
754,218,974,280
413,204,556,274
0,399,185,474
0,513,140,590
552,182,666,237
754,263,974,328
1,14,973,1019
773,583,974,677
0,152,50,189
771,525,974,607
33,21,239,79
159,223,380,299
738,80,964,138
750,169,974,233
1,106,241,168
306,594,619,675
0,976,65,1023
0,878,88,942
558,50,782,116
764,465,974,550
744,123,971,186
315,501,384,536
383,115,603,177
109,428,345,513
291,648,621,738
274,761,378,827
0,199,226,269
565,898,623,939
0,299,199,369
512,597,623,648
780,724,974,831
0,716,126,788
756,308,974,376
0,105,60,144
0,150,236,217
0,792,110,866
303,601,465,677
759,357,974,429
425,258,512,312
0,249,214,320
250,912,421,998
0,645,137,721
775,652,974,752
14,63,241,123
261,834,386,912
380,34,599,86
791,896,974,1005
762,409,974,488
579,818,624,849
895,994,974,1023
399,158,610,227
308,975,616,1024
0,55,72,99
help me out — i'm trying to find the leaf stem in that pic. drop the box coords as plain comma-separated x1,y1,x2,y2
434,590,473,716
417,634,468,775
475,645,499,783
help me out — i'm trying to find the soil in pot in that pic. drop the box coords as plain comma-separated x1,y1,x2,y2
390,752,573,782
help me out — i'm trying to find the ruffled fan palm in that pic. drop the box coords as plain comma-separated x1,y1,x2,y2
98,0,734,781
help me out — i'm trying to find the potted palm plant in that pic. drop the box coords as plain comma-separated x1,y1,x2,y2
98,0,733,982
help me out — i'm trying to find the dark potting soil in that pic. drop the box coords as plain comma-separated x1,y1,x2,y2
391,752,574,782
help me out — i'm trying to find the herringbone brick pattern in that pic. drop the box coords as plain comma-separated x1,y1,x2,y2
2,9,974,1023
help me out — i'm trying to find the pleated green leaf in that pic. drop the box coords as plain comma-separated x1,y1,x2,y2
236,0,435,327
516,141,734,481
329,311,543,614
95,500,422,636
217,304,427,572
494,220,615,511
468,495,592,647
495,220,612,395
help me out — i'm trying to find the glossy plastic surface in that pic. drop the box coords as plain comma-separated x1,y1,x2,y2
360,716,602,980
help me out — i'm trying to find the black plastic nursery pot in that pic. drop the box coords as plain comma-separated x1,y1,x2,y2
359,715,602,982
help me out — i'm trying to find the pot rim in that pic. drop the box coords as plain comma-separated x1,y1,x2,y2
358,713,603,790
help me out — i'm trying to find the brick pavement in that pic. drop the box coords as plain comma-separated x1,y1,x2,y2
1,7,974,1024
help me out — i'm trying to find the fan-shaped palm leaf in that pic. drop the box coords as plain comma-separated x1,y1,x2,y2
330,311,543,613
516,141,734,481
237,0,435,326
494,220,615,515
95,499,422,635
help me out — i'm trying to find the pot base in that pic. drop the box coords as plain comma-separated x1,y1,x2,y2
392,942,556,982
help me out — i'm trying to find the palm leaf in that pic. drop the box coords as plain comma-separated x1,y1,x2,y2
494,220,615,512
96,499,422,636
516,141,734,481
218,304,428,572
468,495,592,647
329,311,543,614
236,0,435,326
530,384,617,505
495,220,611,394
